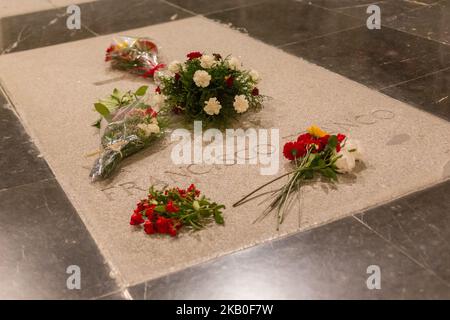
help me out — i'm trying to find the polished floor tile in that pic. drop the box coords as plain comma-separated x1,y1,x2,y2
166,0,268,14
0,6,94,54
385,0,450,45
0,0,192,54
0,94,53,189
357,180,450,284
207,0,363,46
381,68,450,121
0,178,118,299
80,0,192,35
282,26,450,90
128,216,450,299
332,0,423,21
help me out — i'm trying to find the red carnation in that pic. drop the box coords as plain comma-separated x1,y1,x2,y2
337,133,346,143
166,200,180,213
251,87,259,96
188,184,200,197
144,220,155,234
145,107,158,118
106,45,115,53
225,76,234,88
130,213,145,225
155,216,170,233
283,141,306,161
187,51,202,60
155,86,161,94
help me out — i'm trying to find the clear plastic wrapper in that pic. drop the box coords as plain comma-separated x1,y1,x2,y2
105,36,165,79
90,88,166,181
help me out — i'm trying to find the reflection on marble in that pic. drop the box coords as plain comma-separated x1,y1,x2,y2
129,216,450,299
207,0,363,46
0,178,118,299
166,0,268,14
356,180,450,284
385,0,450,45
0,0,192,54
381,68,450,121
80,0,192,35
0,6,94,54
0,94,53,189
283,26,450,90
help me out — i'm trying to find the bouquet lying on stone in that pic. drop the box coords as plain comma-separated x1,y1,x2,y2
105,36,165,79
89,86,167,181
130,184,225,237
234,125,363,230
159,51,263,126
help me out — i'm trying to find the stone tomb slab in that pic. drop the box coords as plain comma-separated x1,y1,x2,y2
0,16,449,286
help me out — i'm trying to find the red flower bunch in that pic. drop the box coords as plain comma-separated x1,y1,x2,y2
105,36,164,79
283,129,346,161
130,184,225,237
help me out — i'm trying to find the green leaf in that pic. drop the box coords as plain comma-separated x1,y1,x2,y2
327,135,338,150
91,118,102,129
321,168,338,181
154,205,166,213
214,211,224,225
94,103,110,117
135,85,149,96
303,169,314,180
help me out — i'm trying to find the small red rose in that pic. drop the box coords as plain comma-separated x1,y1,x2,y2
187,51,202,60
144,220,155,234
130,213,145,225
166,200,180,213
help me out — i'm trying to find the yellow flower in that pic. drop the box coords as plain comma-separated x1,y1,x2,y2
307,125,328,138
116,41,129,50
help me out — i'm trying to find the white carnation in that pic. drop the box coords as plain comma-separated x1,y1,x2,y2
344,139,363,161
335,150,356,173
138,123,160,137
168,60,181,73
227,56,241,70
204,97,222,115
233,95,249,113
200,55,216,69
249,69,260,82
193,70,211,88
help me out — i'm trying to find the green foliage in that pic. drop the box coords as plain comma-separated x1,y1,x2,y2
148,186,225,230
160,55,263,127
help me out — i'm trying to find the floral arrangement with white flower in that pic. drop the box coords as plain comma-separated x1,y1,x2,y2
158,51,263,126
234,125,363,229
89,86,167,181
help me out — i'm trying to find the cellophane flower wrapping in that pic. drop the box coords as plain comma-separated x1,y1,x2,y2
105,36,165,79
90,96,166,182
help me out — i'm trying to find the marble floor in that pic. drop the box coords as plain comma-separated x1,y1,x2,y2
0,0,449,299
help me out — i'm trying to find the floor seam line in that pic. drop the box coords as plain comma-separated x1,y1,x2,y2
352,215,450,289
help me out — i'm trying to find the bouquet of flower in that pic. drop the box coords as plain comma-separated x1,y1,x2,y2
234,125,363,229
89,86,167,181
105,36,165,79
159,51,263,126
130,184,225,237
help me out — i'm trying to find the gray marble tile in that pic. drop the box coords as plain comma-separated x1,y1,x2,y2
0,93,53,189
282,26,450,90
380,67,450,121
80,0,193,35
166,0,268,14
385,0,450,45
356,180,450,285
0,6,94,54
0,179,118,299
207,0,363,46
128,217,450,299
